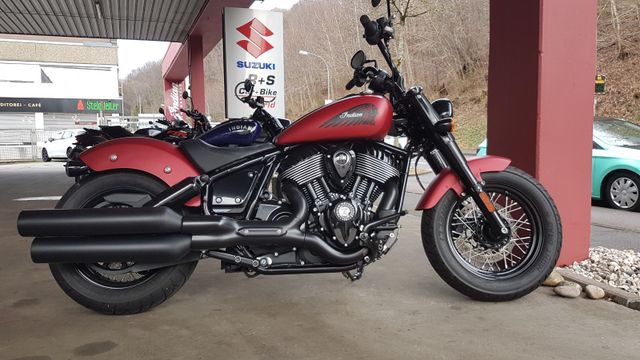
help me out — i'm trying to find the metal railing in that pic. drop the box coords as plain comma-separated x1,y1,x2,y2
1,129,38,161
0,116,188,161
0,117,153,161
0,129,67,161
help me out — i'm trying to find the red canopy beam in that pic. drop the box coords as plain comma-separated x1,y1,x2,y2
161,0,252,116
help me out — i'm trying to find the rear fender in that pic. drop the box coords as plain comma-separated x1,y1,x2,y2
79,137,202,207
415,156,511,210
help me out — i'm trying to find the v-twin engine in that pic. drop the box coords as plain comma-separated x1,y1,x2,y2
280,144,400,249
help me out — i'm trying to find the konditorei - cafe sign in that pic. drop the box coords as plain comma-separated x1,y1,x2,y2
0,98,123,113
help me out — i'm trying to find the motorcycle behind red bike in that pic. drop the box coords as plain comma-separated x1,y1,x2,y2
69,92,213,160
17,0,561,314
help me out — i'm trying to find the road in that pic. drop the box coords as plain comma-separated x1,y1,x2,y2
1,161,640,359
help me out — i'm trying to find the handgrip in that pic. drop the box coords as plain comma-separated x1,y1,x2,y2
360,15,380,45
346,79,356,90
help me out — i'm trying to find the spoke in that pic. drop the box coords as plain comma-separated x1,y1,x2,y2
453,214,478,235
512,238,532,249
510,214,532,233
499,202,522,217
503,250,508,269
449,190,540,276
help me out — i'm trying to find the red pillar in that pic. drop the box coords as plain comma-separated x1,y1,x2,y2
189,35,206,112
487,0,597,265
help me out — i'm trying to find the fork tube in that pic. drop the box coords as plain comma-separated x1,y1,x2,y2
395,155,412,211
407,88,509,240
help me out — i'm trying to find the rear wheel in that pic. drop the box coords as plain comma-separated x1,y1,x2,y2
41,148,50,162
604,171,640,211
49,172,198,314
422,167,562,301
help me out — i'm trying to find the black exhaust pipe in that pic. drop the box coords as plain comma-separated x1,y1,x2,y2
31,234,191,263
18,207,182,237
20,184,367,265
186,184,368,265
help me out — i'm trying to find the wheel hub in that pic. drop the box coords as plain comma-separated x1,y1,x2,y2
611,177,638,209
472,218,511,250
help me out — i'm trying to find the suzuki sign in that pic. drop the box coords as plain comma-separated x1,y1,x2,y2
224,7,285,118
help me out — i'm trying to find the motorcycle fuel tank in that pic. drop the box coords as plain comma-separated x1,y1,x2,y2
200,119,262,146
275,95,393,146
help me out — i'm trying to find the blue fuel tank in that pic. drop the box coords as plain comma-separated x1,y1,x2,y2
199,119,262,146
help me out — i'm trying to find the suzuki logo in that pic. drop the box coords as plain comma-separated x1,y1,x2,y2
236,18,274,58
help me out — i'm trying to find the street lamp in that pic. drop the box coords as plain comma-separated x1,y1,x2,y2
299,50,332,104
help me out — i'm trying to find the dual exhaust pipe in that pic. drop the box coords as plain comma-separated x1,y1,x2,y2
18,185,368,266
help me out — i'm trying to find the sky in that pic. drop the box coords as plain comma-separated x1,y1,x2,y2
117,40,169,79
117,0,299,79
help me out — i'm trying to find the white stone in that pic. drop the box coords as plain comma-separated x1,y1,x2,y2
542,271,564,287
554,283,582,298
584,285,605,300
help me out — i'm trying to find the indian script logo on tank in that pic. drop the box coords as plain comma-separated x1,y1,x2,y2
236,18,274,58
319,104,379,128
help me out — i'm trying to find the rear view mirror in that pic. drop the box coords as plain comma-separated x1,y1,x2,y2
350,50,366,69
158,106,164,115
432,99,454,119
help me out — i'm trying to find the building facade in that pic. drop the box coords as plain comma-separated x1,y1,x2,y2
0,35,122,160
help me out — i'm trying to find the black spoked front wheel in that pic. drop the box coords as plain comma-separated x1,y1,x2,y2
422,167,562,301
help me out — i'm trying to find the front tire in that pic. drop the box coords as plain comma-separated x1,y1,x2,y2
422,167,562,301
49,172,198,314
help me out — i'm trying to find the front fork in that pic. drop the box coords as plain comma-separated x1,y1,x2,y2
407,88,510,242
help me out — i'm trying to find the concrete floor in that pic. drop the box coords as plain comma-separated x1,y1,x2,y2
1,162,640,359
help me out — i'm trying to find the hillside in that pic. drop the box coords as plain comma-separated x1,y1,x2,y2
121,61,164,115
595,0,640,121
122,0,640,149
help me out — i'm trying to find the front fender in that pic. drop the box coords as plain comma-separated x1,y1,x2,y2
79,137,202,207
415,156,511,210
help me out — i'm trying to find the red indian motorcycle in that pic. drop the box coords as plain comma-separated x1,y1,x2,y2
17,0,561,314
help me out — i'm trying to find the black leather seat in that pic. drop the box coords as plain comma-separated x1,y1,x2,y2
179,139,277,173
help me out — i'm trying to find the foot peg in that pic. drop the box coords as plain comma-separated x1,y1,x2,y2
342,262,364,281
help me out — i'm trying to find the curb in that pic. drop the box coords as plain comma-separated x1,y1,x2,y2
557,268,640,310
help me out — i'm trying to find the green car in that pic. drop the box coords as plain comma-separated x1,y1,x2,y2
477,117,640,211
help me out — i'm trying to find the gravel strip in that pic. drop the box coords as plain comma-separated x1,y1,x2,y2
569,246,640,296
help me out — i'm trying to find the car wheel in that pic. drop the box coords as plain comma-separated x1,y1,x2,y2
604,172,640,211
42,148,51,162
66,147,73,159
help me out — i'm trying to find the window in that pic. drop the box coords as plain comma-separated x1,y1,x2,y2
594,119,640,147
62,131,72,139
